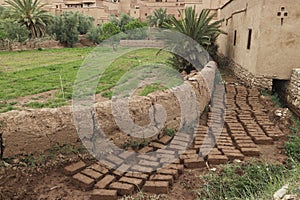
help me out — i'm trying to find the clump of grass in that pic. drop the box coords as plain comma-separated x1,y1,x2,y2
286,116,300,162
121,138,150,150
138,83,167,96
260,90,282,107
164,128,175,137
197,161,299,200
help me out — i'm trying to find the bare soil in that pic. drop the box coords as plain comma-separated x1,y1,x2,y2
0,68,292,200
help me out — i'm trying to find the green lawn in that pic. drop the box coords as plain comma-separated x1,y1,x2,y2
0,47,172,112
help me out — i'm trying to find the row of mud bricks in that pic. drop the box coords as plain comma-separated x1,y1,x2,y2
62,83,286,199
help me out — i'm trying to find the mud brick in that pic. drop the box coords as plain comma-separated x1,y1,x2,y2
149,142,165,150
91,189,117,200
207,148,222,155
157,149,175,155
179,154,198,161
64,161,86,176
160,156,179,164
117,164,131,173
100,160,116,169
183,149,198,154
156,168,179,179
158,135,173,145
223,152,244,161
112,170,124,177
240,148,260,156
253,136,274,145
143,181,169,194
169,144,187,150
266,131,285,140
119,177,144,189
139,160,159,167
157,153,175,159
81,168,103,181
139,146,154,154
95,175,116,189
119,151,135,159
107,155,124,166
184,157,206,169
125,172,149,180
72,173,95,191
171,139,189,147
194,140,204,145
109,182,135,196
131,165,153,173
164,164,184,174
89,163,109,174
150,174,174,185
138,154,158,161
207,155,228,165
236,143,257,149
173,135,191,142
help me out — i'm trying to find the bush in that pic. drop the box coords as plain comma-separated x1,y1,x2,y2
124,20,147,40
99,22,121,42
87,25,101,44
49,12,94,47
0,19,29,42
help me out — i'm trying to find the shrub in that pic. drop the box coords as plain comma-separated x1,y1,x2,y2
87,25,102,44
49,12,94,47
0,18,29,42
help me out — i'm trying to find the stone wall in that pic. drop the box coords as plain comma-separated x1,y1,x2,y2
0,62,217,158
224,56,273,90
287,68,300,115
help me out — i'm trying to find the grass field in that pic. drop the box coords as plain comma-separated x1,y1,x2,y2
0,47,172,112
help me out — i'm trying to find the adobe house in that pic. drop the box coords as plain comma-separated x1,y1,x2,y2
216,0,300,90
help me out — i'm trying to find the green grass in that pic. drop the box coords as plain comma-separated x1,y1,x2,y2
197,161,300,200
0,47,172,112
138,83,167,96
286,116,300,162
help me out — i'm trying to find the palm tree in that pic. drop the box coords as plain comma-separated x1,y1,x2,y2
147,8,171,28
161,7,226,73
5,0,52,38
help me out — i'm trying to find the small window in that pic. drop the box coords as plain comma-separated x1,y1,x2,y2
56,5,58,8
284,12,288,16
134,11,136,14
277,12,281,16
281,6,285,11
233,30,237,46
145,13,148,16
247,29,252,50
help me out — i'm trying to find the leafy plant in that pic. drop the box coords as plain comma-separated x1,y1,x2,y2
0,18,29,42
164,128,175,137
147,8,171,28
87,25,102,44
161,7,225,73
5,0,52,38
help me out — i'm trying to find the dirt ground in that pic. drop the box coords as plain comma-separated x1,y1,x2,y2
0,68,292,200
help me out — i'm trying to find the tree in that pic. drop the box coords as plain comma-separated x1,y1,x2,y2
124,20,147,39
0,18,29,42
87,25,102,44
100,22,121,42
50,12,79,47
161,7,225,73
78,14,94,34
49,12,94,47
110,13,134,31
147,8,171,28
5,0,52,38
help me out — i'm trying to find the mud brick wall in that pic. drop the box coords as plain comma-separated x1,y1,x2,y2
0,62,217,158
287,68,300,115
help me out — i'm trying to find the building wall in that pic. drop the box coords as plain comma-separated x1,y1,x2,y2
217,0,300,88
256,0,300,80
